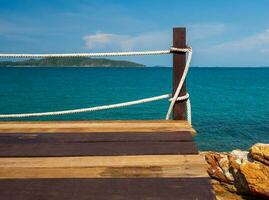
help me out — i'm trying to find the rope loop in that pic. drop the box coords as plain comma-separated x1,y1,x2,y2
165,49,192,121
169,93,189,102
169,47,190,53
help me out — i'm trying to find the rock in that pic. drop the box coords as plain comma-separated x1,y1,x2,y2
230,150,250,164
249,143,269,165
240,161,269,198
204,143,269,200
228,150,252,194
211,179,245,200
205,152,234,183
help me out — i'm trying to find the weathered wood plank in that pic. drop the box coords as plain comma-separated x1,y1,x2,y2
0,155,207,178
0,178,215,200
0,141,197,157
0,120,195,134
0,131,193,143
173,27,187,120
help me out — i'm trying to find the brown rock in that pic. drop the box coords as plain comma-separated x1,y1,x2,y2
227,150,253,194
240,161,269,198
218,154,234,183
204,144,269,199
228,154,240,171
249,143,269,165
211,179,244,200
205,152,234,183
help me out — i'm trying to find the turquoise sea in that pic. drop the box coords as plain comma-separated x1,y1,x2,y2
0,67,268,151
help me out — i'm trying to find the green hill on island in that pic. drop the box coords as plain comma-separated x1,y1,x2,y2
0,57,145,67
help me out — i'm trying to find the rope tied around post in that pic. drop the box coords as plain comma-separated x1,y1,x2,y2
0,47,193,124
166,47,192,121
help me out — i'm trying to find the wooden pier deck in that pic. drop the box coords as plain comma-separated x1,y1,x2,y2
0,120,214,200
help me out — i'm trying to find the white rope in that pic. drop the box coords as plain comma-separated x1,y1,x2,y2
0,48,189,58
167,93,191,124
0,94,171,118
186,98,192,124
165,48,192,120
169,93,189,102
0,46,193,124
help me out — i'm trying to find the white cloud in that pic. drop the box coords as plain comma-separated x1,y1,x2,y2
83,31,169,51
82,25,229,66
82,27,269,66
83,33,129,50
82,31,171,66
207,29,269,52
195,29,269,66
188,23,227,40
83,24,227,52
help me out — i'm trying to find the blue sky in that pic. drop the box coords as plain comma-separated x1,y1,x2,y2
1,0,269,67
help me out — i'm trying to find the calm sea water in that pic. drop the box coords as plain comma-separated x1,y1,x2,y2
0,67,268,151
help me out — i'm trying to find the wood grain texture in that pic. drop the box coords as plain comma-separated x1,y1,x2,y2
0,122,197,156
0,178,215,200
0,140,197,157
0,120,195,134
0,131,193,143
173,27,187,120
0,155,208,178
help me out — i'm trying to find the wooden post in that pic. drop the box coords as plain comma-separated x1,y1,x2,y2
173,27,187,120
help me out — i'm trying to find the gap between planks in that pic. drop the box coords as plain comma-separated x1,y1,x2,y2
0,155,208,179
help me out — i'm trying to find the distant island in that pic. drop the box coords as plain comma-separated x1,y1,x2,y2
0,57,145,67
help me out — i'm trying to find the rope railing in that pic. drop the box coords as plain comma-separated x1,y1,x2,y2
0,94,171,118
166,48,192,120
0,47,192,123
0,47,189,58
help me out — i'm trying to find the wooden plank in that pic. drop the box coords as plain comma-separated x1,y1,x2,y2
0,155,208,178
0,131,193,143
0,120,195,134
0,178,215,200
0,140,197,157
173,27,187,120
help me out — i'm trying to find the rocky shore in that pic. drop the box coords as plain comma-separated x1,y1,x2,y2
203,143,269,200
